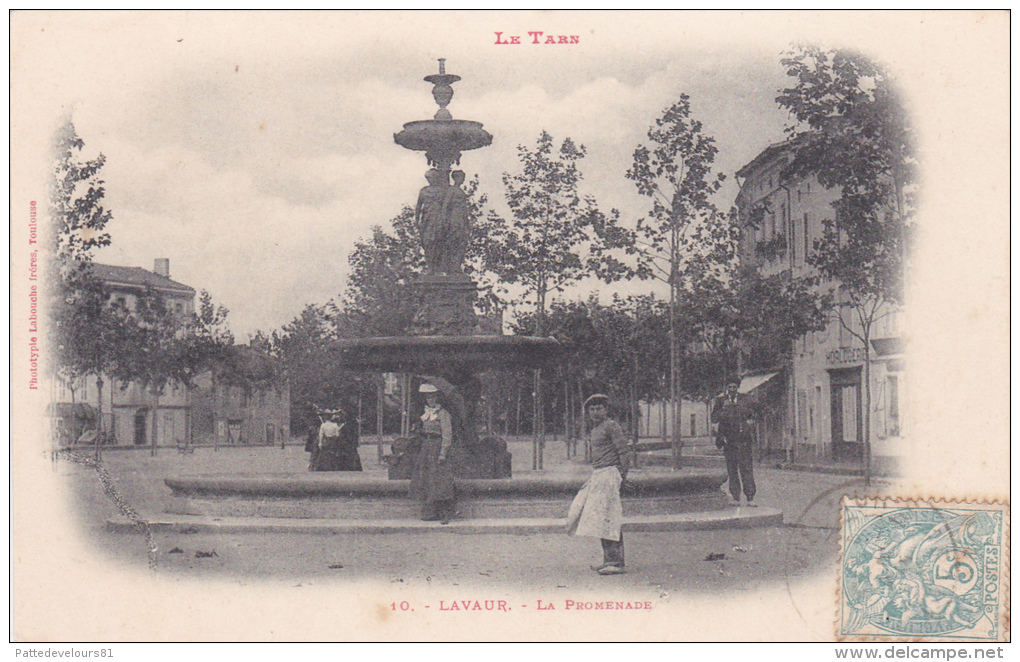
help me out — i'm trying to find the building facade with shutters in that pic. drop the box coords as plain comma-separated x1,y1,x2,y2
189,348,291,448
51,259,290,448
51,259,196,447
734,140,906,470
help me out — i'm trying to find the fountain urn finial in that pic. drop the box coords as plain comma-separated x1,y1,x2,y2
424,58,461,120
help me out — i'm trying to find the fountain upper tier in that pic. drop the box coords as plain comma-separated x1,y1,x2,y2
394,119,492,154
393,59,492,170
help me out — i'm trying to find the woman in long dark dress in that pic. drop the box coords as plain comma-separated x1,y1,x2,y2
335,410,363,471
311,408,363,472
408,383,455,523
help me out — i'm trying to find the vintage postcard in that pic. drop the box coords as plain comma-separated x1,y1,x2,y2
9,11,1009,643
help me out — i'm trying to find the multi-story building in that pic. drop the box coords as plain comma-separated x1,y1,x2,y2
50,258,290,447
51,259,196,446
189,346,291,447
734,140,906,471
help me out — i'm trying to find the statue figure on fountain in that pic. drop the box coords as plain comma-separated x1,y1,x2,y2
414,168,471,275
441,169,471,273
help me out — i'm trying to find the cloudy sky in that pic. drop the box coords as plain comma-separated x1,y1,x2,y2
11,11,1008,345
14,12,799,339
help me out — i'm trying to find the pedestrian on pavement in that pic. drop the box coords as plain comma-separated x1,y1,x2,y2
305,407,323,470
566,394,632,575
311,406,364,472
334,405,364,472
711,377,757,506
409,383,456,524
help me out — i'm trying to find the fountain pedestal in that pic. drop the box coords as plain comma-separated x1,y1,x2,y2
408,273,479,336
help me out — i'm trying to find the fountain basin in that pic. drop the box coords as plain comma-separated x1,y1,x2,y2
164,470,730,520
394,119,493,153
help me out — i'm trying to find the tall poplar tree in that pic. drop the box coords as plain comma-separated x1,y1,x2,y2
49,120,119,441
626,96,727,450
479,131,633,467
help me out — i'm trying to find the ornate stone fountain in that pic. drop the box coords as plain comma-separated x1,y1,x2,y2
336,59,560,479
152,60,777,534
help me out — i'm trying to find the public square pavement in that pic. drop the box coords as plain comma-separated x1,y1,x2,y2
54,437,896,595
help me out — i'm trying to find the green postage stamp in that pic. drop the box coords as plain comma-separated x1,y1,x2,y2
838,498,1009,642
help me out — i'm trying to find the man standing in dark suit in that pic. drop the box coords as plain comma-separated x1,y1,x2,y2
712,377,757,507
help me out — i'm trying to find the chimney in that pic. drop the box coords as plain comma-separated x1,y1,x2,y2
154,258,170,278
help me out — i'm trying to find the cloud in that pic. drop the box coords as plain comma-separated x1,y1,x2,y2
67,30,794,339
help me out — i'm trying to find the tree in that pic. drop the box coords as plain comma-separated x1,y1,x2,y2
127,289,189,454
510,294,670,451
343,176,496,337
189,290,235,366
50,269,136,446
777,46,915,482
343,208,423,338
479,131,633,467
185,293,250,446
480,131,631,331
626,96,727,449
679,263,830,400
127,288,235,454
50,120,112,270
48,120,118,442
271,302,373,436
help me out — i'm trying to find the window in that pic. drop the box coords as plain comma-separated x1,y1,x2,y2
797,389,808,438
803,213,810,261
175,303,183,314
813,386,821,437
887,376,900,436
790,214,798,264
689,414,696,437
163,412,174,445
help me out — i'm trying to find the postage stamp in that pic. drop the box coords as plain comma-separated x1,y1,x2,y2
838,497,1009,642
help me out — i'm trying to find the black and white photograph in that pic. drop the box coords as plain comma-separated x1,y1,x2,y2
9,10,1009,645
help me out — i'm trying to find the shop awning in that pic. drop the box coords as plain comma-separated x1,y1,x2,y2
871,337,905,357
738,372,779,394
45,402,98,420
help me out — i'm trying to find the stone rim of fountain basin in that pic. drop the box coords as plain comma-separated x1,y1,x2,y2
162,470,734,521
165,470,726,498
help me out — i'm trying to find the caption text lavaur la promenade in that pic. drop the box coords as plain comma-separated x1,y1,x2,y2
28,200,40,390
390,598,653,612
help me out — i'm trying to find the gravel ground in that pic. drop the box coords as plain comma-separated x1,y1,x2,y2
54,438,891,595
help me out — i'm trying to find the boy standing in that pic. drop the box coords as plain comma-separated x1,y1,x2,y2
566,394,632,575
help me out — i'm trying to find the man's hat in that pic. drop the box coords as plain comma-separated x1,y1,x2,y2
584,393,611,408
418,383,439,394
727,375,741,386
